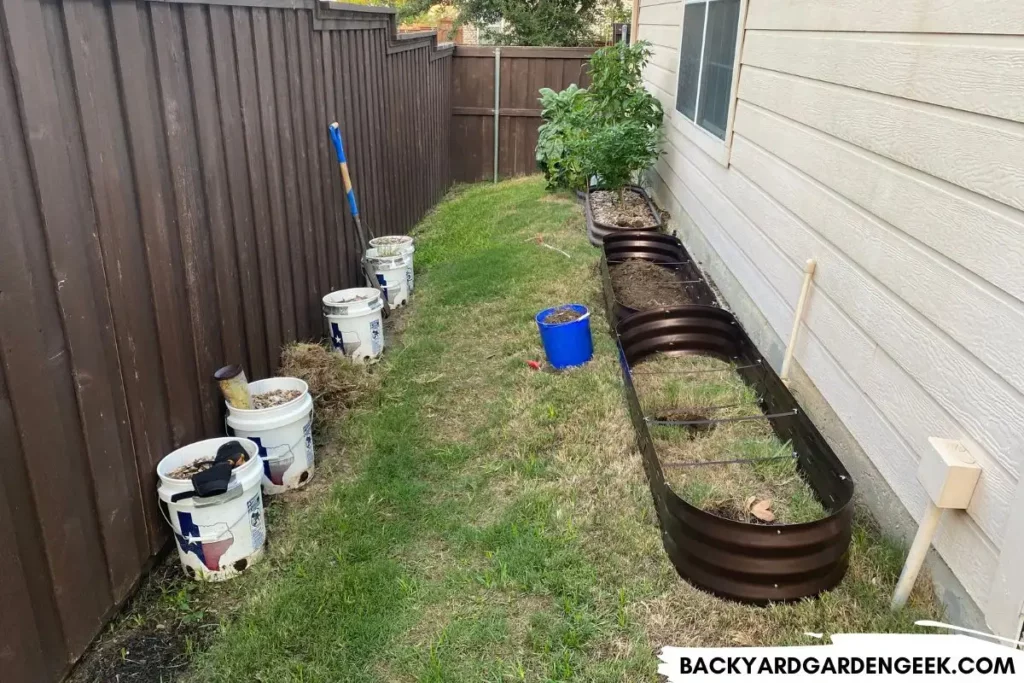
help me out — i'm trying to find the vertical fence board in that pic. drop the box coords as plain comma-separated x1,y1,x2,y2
151,2,225,437
359,31,382,241
111,0,204,447
264,10,303,342
320,29,347,289
233,6,284,371
295,11,329,312
63,0,171,552
336,31,357,286
309,23,338,296
182,4,249,376
252,8,298,349
388,47,409,232
451,46,595,182
281,11,313,337
210,3,269,379
336,31,360,279
0,46,68,683
44,0,148,601
0,0,115,654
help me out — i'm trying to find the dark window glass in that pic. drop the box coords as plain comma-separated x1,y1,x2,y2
696,0,741,139
675,2,706,120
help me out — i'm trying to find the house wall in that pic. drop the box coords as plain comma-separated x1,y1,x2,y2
637,0,1024,638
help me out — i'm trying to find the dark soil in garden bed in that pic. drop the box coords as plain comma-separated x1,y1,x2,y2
544,306,583,324
590,189,659,229
611,259,693,310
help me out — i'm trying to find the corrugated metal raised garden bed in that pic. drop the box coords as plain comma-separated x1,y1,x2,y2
585,185,663,246
600,232,855,604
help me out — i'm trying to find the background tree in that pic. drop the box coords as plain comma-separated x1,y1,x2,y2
456,0,602,46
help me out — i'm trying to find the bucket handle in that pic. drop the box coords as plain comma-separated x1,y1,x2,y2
224,411,314,465
262,410,314,463
158,493,254,543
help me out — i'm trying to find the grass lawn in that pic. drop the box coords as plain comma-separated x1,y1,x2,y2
188,177,941,682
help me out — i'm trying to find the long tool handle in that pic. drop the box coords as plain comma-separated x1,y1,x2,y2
328,122,389,316
328,122,371,250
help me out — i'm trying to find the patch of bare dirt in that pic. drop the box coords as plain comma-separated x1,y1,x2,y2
67,562,219,683
611,259,692,310
590,189,658,229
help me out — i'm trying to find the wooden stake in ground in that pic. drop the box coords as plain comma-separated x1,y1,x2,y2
781,259,816,385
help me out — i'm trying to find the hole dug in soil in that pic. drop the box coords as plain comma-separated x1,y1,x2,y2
591,189,659,229
610,259,693,310
632,354,827,525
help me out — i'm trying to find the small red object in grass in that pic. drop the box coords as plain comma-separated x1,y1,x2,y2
526,360,542,370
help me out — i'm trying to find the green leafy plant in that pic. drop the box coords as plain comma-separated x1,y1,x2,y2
587,119,660,206
534,41,663,199
586,41,663,205
587,40,663,131
536,84,592,191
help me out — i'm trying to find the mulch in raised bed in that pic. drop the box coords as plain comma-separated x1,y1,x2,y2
591,189,658,229
610,259,693,310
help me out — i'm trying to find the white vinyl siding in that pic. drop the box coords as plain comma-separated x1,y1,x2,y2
638,0,1024,639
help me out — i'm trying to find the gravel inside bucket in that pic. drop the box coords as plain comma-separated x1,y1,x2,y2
544,307,583,324
168,458,216,480
590,189,658,229
252,388,302,409
611,259,693,310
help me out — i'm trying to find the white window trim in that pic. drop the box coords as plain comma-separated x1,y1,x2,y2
670,0,748,167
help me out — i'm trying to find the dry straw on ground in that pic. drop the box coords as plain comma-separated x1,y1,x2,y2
279,342,371,434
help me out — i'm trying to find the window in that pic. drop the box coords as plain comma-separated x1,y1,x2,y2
676,0,741,140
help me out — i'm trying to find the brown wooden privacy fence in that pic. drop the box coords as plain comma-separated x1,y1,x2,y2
0,1,451,681
450,46,595,182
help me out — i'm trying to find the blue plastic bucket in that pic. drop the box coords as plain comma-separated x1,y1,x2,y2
535,304,593,369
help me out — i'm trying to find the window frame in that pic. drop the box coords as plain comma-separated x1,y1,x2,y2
671,0,747,166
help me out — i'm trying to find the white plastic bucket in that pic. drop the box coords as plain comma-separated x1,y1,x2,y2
157,437,266,581
225,377,315,495
368,236,415,293
364,247,410,307
323,288,384,362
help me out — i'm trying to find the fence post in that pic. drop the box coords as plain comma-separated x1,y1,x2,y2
493,46,501,183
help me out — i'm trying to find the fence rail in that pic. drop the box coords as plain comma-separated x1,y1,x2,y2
0,2,451,681
450,45,595,182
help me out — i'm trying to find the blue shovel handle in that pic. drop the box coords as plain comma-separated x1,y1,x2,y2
328,123,347,164
328,123,359,218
